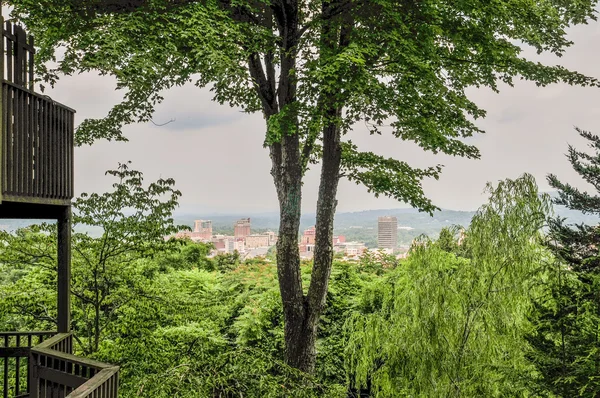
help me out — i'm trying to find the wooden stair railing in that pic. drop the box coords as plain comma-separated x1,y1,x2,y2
1,332,119,398
0,19,76,206
0,331,55,398
30,333,118,398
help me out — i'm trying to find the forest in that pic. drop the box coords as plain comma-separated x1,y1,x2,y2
2,0,600,397
1,130,600,397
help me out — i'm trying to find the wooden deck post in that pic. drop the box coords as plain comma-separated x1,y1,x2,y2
0,13,4,205
57,205,71,333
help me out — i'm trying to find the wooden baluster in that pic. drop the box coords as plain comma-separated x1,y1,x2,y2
5,86,12,195
2,84,8,195
6,21,12,83
69,111,74,198
25,92,30,196
13,86,20,194
15,335,20,397
61,108,66,199
28,35,34,91
51,102,56,198
3,335,7,398
33,95,39,196
41,100,47,198
14,26,21,86
18,87,24,195
58,108,63,198
26,335,31,397
0,15,3,202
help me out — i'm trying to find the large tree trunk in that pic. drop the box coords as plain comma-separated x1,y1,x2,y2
255,0,346,374
266,0,321,373
271,134,309,371
305,121,342,364
271,118,342,374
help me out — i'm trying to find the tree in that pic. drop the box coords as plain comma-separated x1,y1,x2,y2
345,175,552,396
0,225,59,331
0,163,185,354
436,226,460,253
527,128,600,396
547,128,600,274
8,0,598,372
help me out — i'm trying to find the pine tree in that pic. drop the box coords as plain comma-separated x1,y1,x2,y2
528,128,600,397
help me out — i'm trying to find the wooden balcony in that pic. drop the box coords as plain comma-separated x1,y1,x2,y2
1,80,75,206
0,20,75,215
0,18,119,398
0,331,119,398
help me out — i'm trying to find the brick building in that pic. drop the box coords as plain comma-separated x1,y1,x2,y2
234,218,251,239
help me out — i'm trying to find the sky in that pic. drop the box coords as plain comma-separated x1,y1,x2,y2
38,17,600,215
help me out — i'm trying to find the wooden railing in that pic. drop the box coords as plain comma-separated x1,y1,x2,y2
1,81,75,204
1,333,118,398
3,21,35,90
30,333,118,398
0,19,75,206
0,331,55,398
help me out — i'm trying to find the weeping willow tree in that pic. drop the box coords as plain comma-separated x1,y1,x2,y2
344,174,551,397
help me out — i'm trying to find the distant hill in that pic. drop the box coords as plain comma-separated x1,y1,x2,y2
1,201,597,246
172,208,473,234
171,208,477,247
173,203,598,247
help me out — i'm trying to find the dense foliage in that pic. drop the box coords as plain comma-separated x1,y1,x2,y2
527,129,600,397
6,171,600,396
345,175,551,396
6,0,599,372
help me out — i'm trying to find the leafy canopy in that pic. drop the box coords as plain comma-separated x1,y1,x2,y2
345,174,552,396
7,0,599,212
527,128,600,396
0,163,185,353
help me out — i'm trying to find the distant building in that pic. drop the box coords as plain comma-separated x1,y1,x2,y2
234,218,251,239
227,239,245,254
299,243,315,259
302,226,316,244
245,234,271,249
266,230,278,246
378,216,398,250
212,235,228,250
300,233,354,258
244,247,270,260
335,241,367,257
192,219,212,241
173,219,212,242
333,235,346,244
302,228,344,246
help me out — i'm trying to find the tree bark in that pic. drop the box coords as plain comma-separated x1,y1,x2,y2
266,0,319,373
289,2,349,373
248,0,347,373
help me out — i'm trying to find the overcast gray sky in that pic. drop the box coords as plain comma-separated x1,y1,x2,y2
40,19,600,215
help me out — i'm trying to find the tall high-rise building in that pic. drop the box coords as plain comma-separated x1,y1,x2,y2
234,218,251,239
378,216,398,250
192,220,212,241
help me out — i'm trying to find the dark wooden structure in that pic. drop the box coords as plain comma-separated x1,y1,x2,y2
0,19,119,398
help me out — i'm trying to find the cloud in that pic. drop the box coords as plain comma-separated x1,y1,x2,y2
150,111,245,132
41,18,600,214
497,107,525,124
